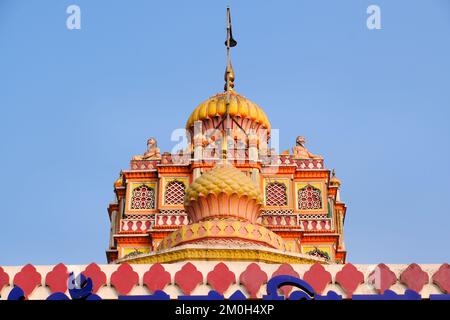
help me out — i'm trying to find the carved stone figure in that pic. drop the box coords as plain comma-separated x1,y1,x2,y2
133,137,161,160
160,152,172,164
292,136,322,159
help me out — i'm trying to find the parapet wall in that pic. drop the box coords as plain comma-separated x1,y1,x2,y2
0,262,449,300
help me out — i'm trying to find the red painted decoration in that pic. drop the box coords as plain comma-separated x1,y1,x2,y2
143,264,171,293
45,263,69,293
207,263,236,295
110,263,139,296
82,263,107,294
368,263,397,294
175,263,203,296
13,264,42,298
0,267,10,292
303,264,332,295
335,264,365,298
432,263,450,294
239,263,268,299
271,264,300,298
400,264,429,293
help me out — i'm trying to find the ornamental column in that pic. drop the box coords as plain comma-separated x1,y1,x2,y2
109,210,118,248
248,131,259,163
193,120,204,181
248,131,260,187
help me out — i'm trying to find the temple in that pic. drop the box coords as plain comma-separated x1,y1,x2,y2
106,62,347,265
1,9,448,302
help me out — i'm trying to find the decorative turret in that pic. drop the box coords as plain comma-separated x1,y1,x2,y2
330,169,342,187
114,175,123,189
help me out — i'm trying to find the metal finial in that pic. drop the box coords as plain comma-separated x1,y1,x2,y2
224,62,235,92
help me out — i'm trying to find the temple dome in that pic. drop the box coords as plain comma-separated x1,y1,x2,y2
185,91,271,134
184,163,263,224
114,175,123,188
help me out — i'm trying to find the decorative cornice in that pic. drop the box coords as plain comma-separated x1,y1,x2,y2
107,203,119,219
157,166,192,174
294,170,329,179
119,247,327,265
115,235,151,245
261,166,296,175
301,234,340,241
123,171,158,179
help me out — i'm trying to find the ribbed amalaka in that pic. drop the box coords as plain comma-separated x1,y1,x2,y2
184,163,263,224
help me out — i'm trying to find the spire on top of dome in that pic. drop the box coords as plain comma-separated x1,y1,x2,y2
224,6,237,49
223,6,238,161
224,6,237,93
185,7,271,137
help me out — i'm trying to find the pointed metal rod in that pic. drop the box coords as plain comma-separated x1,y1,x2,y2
224,6,232,161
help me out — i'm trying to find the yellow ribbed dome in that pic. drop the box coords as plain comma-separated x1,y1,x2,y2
114,175,123,188
185,92,271,132
184,163,263,207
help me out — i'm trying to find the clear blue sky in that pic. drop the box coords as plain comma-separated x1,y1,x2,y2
0,0,449,265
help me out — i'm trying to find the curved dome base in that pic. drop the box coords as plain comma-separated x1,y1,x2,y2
157,218,291,252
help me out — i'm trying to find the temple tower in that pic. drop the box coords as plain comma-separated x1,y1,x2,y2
106,9,347,264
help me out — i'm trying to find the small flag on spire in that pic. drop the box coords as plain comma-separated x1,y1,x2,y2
225,7,237,48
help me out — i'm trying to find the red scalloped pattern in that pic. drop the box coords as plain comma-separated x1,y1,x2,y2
0,267,10,292
400,264,429,293
175,263,203,296
82,263,107,294
45,263,69,293
207,263,236,295
3,263,450,299
272,264,300,298
303,264,332,295
13,264,42,298
143,264,171,293
335,263,365,298
368,264,397,294
110,263,139,296
239,263,268,299
432,263,450,294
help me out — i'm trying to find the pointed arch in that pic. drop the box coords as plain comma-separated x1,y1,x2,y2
131,185,156,210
